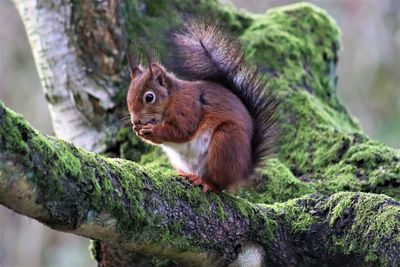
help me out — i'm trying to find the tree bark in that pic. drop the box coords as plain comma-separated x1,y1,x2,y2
1,102,399,266
13,0,123,152
4,0,400,266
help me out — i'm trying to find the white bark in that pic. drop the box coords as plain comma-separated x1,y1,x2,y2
13,0,118,152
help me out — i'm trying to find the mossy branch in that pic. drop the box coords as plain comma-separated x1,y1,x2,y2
6,1,400,266
1,102,399,266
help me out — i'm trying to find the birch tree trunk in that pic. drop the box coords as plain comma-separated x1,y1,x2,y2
2,0,399,266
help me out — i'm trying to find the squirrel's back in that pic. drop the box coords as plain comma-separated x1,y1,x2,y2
170,18,278,171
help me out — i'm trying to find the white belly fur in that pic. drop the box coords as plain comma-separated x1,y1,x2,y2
161,129,212,176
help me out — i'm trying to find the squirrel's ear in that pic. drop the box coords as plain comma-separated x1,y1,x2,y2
129,66,143,80
150,63,166,87
127,52,143,80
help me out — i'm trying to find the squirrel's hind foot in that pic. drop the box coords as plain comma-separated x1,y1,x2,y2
178,171,218,193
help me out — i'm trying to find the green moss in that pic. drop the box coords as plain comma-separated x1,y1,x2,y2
122,0,249,60
140,148,172,172
214,197,228,220
4,1,400,263
323,166,361,192
107,2,400,220
104,127,148,162
123,0,179,57
3,99,400,264
238,3,400,202
147,168,229,219
0,105,30,154
239,159,315,204
268,195,316,233
322,192,400,265
71,0,400,213
321,192,355,226
242,3,342,105
346,141,397,168
0,101,149,235
226,194,254,218
251,204,279,245
31,136,82,177
113,1,400,208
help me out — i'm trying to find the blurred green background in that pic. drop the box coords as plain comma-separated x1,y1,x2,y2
0,0,399,266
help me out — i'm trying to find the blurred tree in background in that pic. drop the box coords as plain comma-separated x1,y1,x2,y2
0,0,398,266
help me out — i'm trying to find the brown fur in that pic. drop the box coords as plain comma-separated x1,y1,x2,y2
127,19,278,192
170,18,279,169
127,63,253,191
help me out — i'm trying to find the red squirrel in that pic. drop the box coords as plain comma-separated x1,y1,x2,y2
127,19,277,192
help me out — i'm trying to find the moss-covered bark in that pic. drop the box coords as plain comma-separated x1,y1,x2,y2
1,102,399,266
6,0,400,266
235,3,400,204
99,1,400,209
104,1,400,205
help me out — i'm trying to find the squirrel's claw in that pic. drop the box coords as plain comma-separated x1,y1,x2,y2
138,125,163,144
201,181,217,192
139,124,154,136
179,172,217,192
186,174,201,184
203,182,217,193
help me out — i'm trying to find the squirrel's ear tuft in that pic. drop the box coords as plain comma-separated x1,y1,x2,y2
150,63,166,86
129,66,143,80
127,50,143,80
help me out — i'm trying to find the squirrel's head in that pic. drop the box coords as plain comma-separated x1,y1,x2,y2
127,62,171,129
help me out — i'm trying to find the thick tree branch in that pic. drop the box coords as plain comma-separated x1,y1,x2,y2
7,1,400,266
1,102,399,266
14,0,399,202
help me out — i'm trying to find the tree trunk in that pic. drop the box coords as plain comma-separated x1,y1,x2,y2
2,0,399,266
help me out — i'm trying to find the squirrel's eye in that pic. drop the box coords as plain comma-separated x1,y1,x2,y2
143,91,156,104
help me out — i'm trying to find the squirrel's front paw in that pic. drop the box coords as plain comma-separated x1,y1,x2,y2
139,124,163,144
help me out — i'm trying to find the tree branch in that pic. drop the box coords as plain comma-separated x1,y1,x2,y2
7,1,400,266
1,102,399,266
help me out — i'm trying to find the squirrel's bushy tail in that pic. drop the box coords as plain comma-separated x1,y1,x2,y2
171,18,278,170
